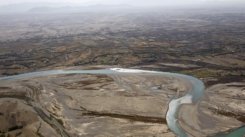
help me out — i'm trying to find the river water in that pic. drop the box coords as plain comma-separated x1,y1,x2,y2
0,68,243,137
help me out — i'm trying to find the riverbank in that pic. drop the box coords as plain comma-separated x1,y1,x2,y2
0,67,244,137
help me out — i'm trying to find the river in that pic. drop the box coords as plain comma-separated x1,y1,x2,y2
0,68,243,137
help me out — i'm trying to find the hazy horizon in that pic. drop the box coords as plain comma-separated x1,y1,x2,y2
0,0,244,14
1,0,245,7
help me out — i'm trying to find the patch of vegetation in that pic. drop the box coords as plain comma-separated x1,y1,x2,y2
179,69,221,78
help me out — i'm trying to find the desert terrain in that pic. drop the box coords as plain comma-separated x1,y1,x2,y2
0,7,244,137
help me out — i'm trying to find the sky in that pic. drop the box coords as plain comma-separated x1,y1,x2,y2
0,0,244,6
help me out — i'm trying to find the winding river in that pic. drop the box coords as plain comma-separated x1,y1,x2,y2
0,68,244,137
